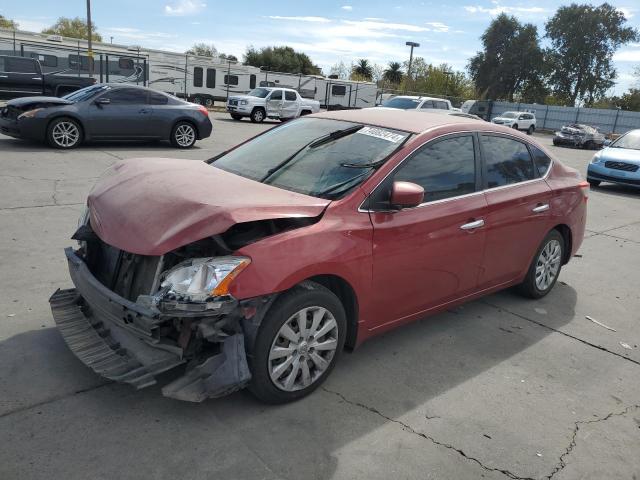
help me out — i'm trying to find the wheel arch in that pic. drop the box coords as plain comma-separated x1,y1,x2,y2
172,117,199,138
552,224,573,264
46,114,85,141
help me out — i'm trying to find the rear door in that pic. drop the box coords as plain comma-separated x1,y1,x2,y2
478,134,553,288
87,87,154,139
266,89,283,118
0,57,43,96
282,90,299,118
369,134,488,329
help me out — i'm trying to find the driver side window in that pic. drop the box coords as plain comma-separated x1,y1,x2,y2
394,135,477,203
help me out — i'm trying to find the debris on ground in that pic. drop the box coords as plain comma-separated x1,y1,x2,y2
535,307,547,315
6,314,15,317
619,342,633,350
536,452,543,457
585,315,616,332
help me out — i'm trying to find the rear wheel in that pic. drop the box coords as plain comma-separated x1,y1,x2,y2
518,230,565,299
170,121,197,148
248,282,346,404
47,117,82,149
230,114,242,121
512,124,519,130
250,108,265,123
527,125,535,135
204,98,214,107
584,140,594,150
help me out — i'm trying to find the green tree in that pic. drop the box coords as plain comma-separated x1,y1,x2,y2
186,43,217,56
545,3,639,106
219,53,238,62
351,59,373,81
0,15,18,29
243,46,321,75
468,13,545,101
42,17,102,41
383,61,403,85
402,60,474,98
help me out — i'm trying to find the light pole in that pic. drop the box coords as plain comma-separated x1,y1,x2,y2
443,70,453,97
86,0,93,76
259,65,269,85
404,41,419,93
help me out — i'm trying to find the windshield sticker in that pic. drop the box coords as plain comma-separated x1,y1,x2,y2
357,126,405,143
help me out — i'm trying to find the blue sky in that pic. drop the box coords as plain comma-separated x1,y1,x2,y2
2,0,639,94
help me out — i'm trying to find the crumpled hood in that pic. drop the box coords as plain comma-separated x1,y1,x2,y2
8,96,73,107
88,158,330,255
228,95,260,102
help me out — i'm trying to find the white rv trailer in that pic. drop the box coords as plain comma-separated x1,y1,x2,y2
0,28,377,108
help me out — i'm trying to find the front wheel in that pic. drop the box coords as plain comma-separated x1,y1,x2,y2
250,108,265,123
518,230,565,299
170,121,197,148
47,117,82,149
527,125,535,135
248,282,346,404
230,113,242,121
512,124,519,130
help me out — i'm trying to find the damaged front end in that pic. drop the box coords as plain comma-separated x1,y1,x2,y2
49,219,284,402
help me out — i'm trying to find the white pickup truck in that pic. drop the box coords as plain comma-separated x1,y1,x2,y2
226,87,320,123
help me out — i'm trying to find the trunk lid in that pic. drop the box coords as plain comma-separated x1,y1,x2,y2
88,158,330,255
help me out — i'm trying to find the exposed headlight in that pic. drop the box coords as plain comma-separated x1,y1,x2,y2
17,108,43,119
240,100,248,105
161,256,251,301
590,151,602,164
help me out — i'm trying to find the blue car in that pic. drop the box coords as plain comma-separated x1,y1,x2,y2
587,129,640,188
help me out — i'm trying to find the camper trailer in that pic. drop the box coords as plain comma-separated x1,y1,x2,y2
0,28,377,108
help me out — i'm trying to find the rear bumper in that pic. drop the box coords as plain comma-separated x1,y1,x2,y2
197,118,213,139
50,248,252,401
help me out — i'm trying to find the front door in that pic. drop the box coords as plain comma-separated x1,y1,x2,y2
87,87,153,139
478,134,553,288
369,134,488,329
266,89,283,118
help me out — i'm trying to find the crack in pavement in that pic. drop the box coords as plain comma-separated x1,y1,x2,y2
481,301,640,368
0,202,84,211
0,381,111,420
0,174,99,182
584,230,640,245
545,404,640,479
322,387,535,480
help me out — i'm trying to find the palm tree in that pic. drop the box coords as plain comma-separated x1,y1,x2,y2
384,62,403,85
353,59,373,80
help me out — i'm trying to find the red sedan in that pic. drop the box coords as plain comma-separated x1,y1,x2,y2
50,109,587,404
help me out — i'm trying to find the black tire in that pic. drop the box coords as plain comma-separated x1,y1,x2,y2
170,121,197,148
512,124,519,130
583,140,594,150
192,96,202,105
527,125,535,135
204,98,214,107
248,282,347,404
588,179,601,187
552,139,559,146
518,230,565,299
250,108,266,123
230,114,242,121
47,117,82,149
300,110,311,116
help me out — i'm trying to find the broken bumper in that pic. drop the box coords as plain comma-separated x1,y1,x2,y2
49,248,251,401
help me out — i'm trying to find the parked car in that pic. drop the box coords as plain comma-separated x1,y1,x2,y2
0,84,212,148
553,124,605,149
0,55,95,100
492,111,536,134
226,87,320,123
382,95,452,111
50,109,587,404
460,99,492,120
587,129,640,188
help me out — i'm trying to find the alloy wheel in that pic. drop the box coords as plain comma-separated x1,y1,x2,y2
52,121,80,148
174,124,195,147
535,239,562,291
268,306,339,392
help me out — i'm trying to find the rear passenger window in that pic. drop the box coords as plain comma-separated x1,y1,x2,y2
481,136,535,188
148,91,168,105
434,101,448,109
269,90,282,100
394,135,476,202
420,100,434,109
285,91,296,101
530,145,552,177
193,67,203,87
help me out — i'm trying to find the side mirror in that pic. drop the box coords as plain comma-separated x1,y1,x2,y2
95,97,110,106
390,181,424,209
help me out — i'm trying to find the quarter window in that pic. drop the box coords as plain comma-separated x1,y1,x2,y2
394,135,476,202
481,136,536,188
206,68,216,88
148,91,168,105
529,145,552,177
224,74,239,85
193,67,203,87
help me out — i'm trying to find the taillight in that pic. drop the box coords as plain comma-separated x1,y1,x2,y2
197,105,209,117
578,180,589,200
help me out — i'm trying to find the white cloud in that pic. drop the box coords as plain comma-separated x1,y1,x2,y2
364,17,386,21
425,22,449,32
14,18,50,32
341,5,353,11
616,7,635,19
342,19,429,33
104,27,178,41
464,5,546,15
164,0,206,16
266,16,331,23
614,49,640,62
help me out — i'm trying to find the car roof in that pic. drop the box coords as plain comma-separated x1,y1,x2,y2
390,95,448,102
312,107,489,134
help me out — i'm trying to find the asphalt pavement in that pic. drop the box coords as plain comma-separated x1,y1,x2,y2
0,112,638,480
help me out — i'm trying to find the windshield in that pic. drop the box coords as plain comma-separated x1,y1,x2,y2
63,84,110,102
382,97,421,109
501,112,518,119
610,130,640,150
248,88,270,98
213,118,410,199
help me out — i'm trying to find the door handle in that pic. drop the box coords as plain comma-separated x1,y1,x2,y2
138,108,151,114
0,75,8,78
32,77,42,80
532,203,550,213
460,219,485,230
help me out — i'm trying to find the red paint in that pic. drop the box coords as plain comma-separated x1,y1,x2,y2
89,110,586,347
